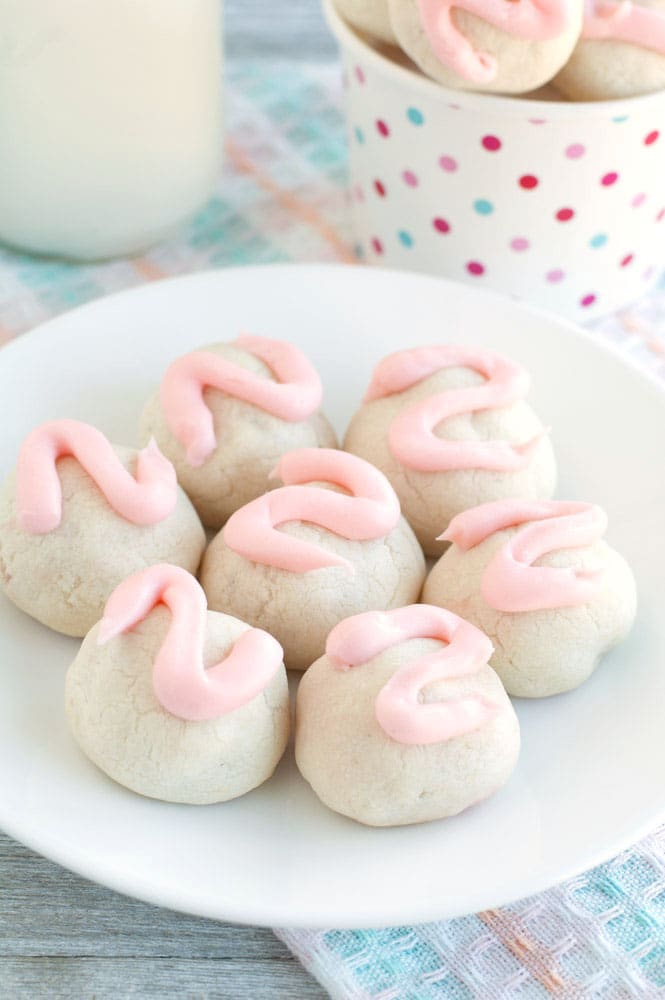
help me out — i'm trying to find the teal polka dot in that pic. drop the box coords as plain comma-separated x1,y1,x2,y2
474,199,494,216
590,233,608,249
612,115,629,123
355,126,364,144
407,107,424,125
354,243,365,259
398,230,413,248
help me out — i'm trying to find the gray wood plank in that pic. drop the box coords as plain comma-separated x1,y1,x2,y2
225,0,336,59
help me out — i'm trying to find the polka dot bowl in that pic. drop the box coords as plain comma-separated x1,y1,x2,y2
324,0,665,322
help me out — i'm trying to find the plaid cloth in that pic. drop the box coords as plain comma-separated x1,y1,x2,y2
2,59,665,1000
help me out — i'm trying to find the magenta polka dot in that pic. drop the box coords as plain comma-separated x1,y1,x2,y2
547,269,565,283
645,130,660,145
371,237,383,255
354,65,365,84
402,170,419,187
467,261,485,276
566,143,586,159
373,179,386,198
510,238,530,252
519,175,539,190
657,208,665,223
621,254,634,268
439,155,458,173
632,193,646,208
376,119,390,137
529,118,547,125
581,294,597,307
556,208,575,222
602,172,619,186
482,135,502,152
433,217,451,234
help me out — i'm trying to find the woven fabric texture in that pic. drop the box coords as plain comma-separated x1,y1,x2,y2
1,59,664,1000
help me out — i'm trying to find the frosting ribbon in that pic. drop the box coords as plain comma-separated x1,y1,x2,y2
415,0,571,84
159,333,323,467
15,419,177,534
582,0,665,55
327,605,497,745
365,345,544,473
97,564,283,722
223,448,401,573
442,499,608,612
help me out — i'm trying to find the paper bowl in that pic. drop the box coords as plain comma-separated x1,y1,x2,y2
324,0,665,321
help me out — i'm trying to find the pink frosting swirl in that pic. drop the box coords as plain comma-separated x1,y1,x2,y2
365,345,545,473
442,499,608,612
15,419,177,534
416,0,571,84
222,448,401,573
582,0,665,55
97,564,283,722
159,333,324,467
327,605,497,745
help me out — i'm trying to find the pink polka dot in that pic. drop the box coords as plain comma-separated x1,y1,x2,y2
546,269,565,283
656,208,665,223
566,143,586,159
645,130,660,145
510,238,530,252
374,179,386,198
376,119,390,137
482,135,502,151
449,103,461,110
371,237,383,255
402,170,419,187
353,184,365,203
354,65,365,84
519,174,539,190
439,155,458,172
556,208,575,222
621,254,634,268
581,294,597,308
529,118,547,125
467,261,485,276
433,217,451,234
632,193,646,208
602,172,619,186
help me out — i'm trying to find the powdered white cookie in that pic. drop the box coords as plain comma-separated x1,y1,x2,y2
389,0,583,93
296,605,520,826
65,565,289,805
344,346,556,557
555,0,665,100
200,448,426,671
0,420,205,637
333,0,397,43
140,334,337,530
423,500,637,697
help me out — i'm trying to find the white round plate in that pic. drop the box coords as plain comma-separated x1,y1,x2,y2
1,264,664,929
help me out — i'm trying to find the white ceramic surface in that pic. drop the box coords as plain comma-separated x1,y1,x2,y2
324,0,665,322
1,264,664,929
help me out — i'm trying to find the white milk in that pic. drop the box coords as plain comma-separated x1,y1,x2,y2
0,0,223,260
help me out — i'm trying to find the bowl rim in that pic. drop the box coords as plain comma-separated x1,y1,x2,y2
322,0,665,119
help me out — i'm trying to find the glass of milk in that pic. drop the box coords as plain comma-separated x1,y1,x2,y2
0,0,223,260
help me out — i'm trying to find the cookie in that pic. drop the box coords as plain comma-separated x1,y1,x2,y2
296,604,520,826
388,0,583,93
423,499,637,697
344,345,557,557
65,564,289,804
0,420,205,637
200,447,426,671
140,333,337,529
555,0,665,100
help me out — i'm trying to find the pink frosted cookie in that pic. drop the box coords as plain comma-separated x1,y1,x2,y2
555,0,665,100
296,604,519,826
65,564,289,804
344,345,557,557
0,420,205,637
139,334,338,529
423,500,637,697
200,448,426,671
333,0,398,43
388,0,583,93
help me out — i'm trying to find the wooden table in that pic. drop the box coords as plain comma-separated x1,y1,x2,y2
1,3,334,996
